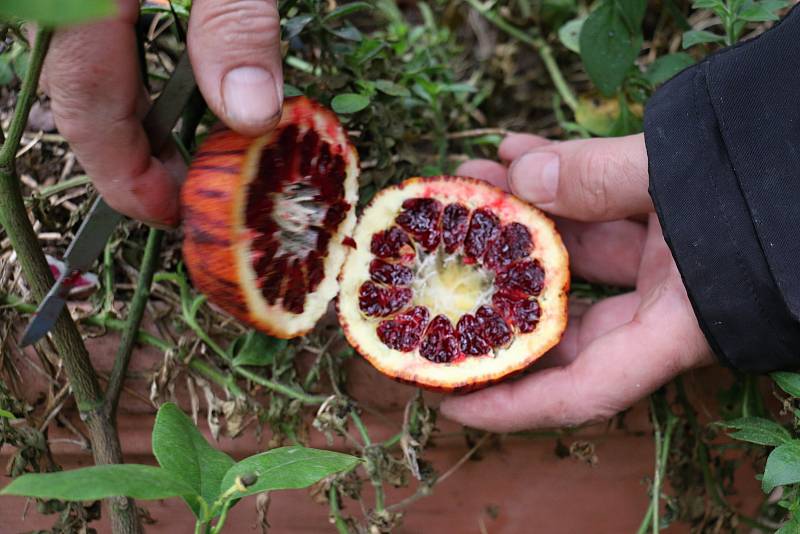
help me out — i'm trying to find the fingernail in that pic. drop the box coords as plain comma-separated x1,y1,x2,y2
509,151,560,205
222,67,281,130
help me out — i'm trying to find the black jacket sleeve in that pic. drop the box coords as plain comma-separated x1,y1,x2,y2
644,4,800,372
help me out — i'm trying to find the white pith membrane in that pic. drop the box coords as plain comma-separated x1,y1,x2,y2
233,114,359,338
338,177,569,390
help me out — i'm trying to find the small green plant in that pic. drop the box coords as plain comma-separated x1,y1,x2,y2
0,403,360,533
682,0,788,47
723,372,800,533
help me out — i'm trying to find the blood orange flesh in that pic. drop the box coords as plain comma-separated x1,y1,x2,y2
182,96,359,338
338,176,569,392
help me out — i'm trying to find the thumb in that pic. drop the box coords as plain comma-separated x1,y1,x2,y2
508,134,651,221
188,0,284,136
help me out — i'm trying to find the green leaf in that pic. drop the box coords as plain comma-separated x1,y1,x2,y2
152,403,235,518
772,372,800,398
579,1,643,96
0,408,13,418
617,0,647,32
558,17,585,54
644,52,695,85
284,15,313,40
323,2,373,22
776,512,800,534
284,84,304,97
692,0,722,8
0,57,13,86
441,83,477,94
682,29,725,48
762,441,800,493
0,465,195,501
331,93,370,114
739,2,780,21
607,96,642,136
219,446,360,500
231,331,287,368
0,0,116,26
375,79,411,97
725,417,792,447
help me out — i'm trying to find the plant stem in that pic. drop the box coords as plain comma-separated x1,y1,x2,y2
106,228,163,414
27,174,91,199
329,485,351,534
0,28,140,534
351,410,386,512
674,378,773,533
235,366,327,405
188,359,245,399
1,293,173,351
463,0,578,112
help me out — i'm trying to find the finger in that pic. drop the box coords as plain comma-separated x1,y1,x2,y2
189,0,283,136
44,1,183,225
498,133,551,162
455,159,509,191
557,218,645,287
441,281,709,432
636,214,676,294
456,160,646,287
539,292,640,369
508,134,651,221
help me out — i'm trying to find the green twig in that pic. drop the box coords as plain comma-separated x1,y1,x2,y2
351,410,386,512
329,485,351,534
0,28,141,534
106,228,164,414
27,174,91,200
674,378,773,533
1,293,173,352
463,0,578,112
235,366,327,405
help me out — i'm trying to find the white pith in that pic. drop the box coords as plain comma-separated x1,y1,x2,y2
338,177,569,390
272,182,324,256
411,250,494,324
233,114,359,338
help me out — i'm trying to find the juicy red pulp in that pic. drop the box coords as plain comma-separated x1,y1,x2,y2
245,123,351,314
360,197,545,363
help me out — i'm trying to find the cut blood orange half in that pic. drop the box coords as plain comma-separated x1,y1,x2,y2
337,176,569,392
181,96,359,338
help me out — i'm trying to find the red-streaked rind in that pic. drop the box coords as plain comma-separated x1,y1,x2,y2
337,176,570,393
182,96,359,339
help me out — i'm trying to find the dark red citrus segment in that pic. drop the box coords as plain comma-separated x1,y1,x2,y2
464,208,500,262
420,315,462,363
253,239,279,279
255,147,282,194
323,199,350,230
299,128,320,177
370,226,414,260
261,255,288,304
283,259,307,313
305,250,324,293
456,314,491,356
358,281,413,317
476,305,512,348
245,192,275,231
442,203,470,253
514,299,541,333
377,306,430,352
484,222,533,271
493,291,541,333
369,259,413,286
395,198,443,252
316,228,331,252
496,259,545,296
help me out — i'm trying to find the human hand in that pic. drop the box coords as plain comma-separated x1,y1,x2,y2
40,0,283,226
440,133,716,432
